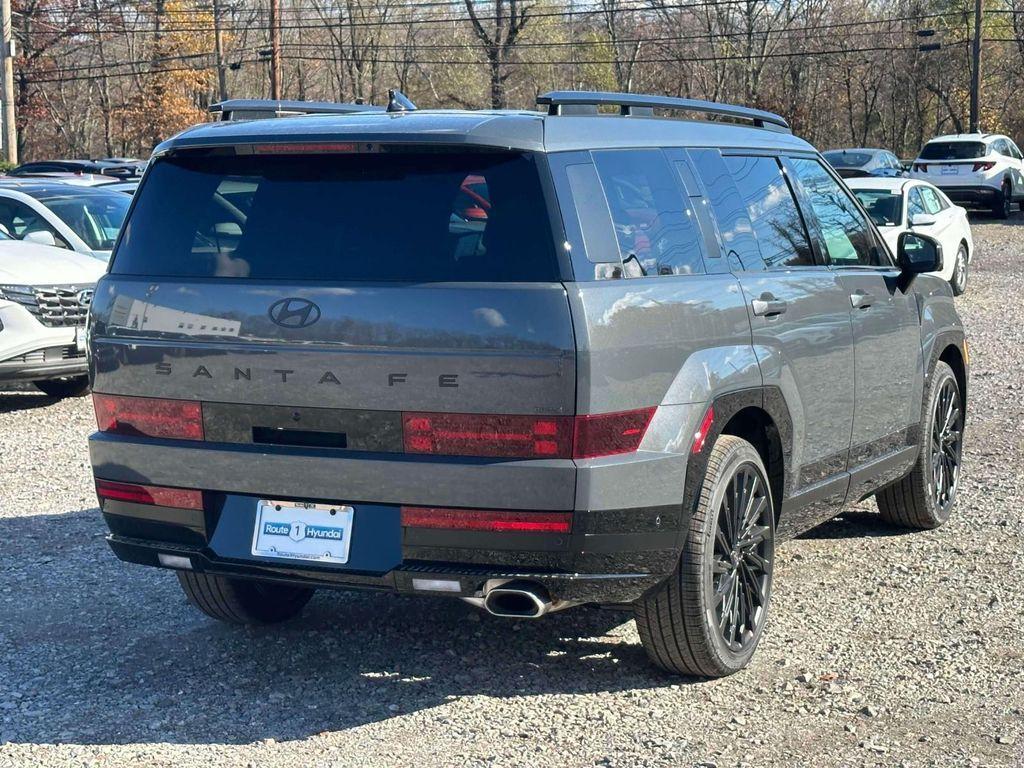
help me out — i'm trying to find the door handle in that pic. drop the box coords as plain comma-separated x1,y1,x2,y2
751,295,788,317
850,291,875,309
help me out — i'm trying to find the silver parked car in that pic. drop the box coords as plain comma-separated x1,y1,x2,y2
87,91,967,677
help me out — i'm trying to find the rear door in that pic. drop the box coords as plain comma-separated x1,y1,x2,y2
786,157,923,501
91,147,577,447
689,149,856,534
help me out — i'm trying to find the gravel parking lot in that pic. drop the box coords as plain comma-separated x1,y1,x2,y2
1,221,1022,768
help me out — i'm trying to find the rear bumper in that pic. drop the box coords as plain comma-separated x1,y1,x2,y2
934,185,1000,206
91,431,693,604
105,533,668,604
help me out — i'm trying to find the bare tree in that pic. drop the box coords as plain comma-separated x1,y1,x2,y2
464,0,531,108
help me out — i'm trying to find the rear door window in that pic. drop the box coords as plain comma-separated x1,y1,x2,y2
920,187,944,214
112,151,560,282
908,187,927,218
721,155,814,269
688,148,762,272
591,149,706,276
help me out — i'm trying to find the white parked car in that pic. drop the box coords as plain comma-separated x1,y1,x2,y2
909,133,1024,218
0,235,104,397
847,177,973,295
0,181,130,260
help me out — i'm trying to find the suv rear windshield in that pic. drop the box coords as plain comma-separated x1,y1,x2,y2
823,151,873,168
112,150,560,282
919,141,987,161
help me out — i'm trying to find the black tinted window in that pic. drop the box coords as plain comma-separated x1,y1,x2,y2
823,150,873,168
722,155,814,268
112,151,559,282
689,149,762,271
919,141,987,160
789,158,882,267
591,149,705,276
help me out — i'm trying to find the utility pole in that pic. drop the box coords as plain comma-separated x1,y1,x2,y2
969,0,983,133
213,0,227,101
269,0,281,100
1,0,17,165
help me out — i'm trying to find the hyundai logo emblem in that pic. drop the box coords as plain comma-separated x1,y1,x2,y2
76,289,94,307
268,297,321,328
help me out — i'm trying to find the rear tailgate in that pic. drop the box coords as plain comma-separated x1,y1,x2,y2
89,146,578,512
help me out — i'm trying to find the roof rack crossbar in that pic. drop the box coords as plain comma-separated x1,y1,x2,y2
536,91,790,132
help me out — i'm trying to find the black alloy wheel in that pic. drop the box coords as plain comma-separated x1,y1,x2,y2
709,464,774,654
930,376,963,516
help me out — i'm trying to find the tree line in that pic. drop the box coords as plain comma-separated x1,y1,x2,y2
11,0,1024,162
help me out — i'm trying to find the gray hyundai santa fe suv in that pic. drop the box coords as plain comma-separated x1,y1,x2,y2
87,91,967,677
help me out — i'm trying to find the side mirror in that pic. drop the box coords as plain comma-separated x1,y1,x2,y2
897,231,942,289
910,213,936,227
23,230,57,247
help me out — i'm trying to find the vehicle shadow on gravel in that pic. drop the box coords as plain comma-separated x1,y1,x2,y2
797,508,912,540
0,388,66,413
0,508,681,747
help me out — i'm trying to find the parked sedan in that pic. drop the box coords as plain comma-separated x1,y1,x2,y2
847,177,973,295
823,148,906,178
0,182,129,260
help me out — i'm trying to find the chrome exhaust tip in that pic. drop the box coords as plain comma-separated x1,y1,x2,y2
483,583,550,619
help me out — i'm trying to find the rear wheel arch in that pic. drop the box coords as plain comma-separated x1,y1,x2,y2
720,406,786,525
684,388,792,528
938,342,967,412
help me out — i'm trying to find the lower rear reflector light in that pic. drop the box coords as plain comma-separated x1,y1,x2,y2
93,394,204,440
96,479,203,510
401,506,572,534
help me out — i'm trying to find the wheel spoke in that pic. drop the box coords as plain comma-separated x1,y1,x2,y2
745,550,772,574
740,493,766,540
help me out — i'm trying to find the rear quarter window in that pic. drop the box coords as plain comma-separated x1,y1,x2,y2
112,150,560,282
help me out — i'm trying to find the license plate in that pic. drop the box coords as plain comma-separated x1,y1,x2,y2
940,165,959,176
251,499,354,564
75,327,86,352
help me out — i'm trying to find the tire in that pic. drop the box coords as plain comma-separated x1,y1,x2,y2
33,376,90,398
876,361,963,529
177,571,315,624
992,182,1012,219
949,244,968,296
634,435,775,677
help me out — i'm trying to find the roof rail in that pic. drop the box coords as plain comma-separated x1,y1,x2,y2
208,99,384,121
536,91,791,132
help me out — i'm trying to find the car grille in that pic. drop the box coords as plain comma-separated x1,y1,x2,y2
5,345,85,364
0,284,93,327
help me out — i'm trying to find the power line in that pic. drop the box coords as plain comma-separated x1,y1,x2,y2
24,39,958,84
18,8,963,78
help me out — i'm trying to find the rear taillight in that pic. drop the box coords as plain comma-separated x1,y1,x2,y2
95,479,203,510
401,506,572,533
403,412,573,458
972,161,995,172
93,394,204,440
914,163,928,172
400,407,656,459
572,407,657,459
